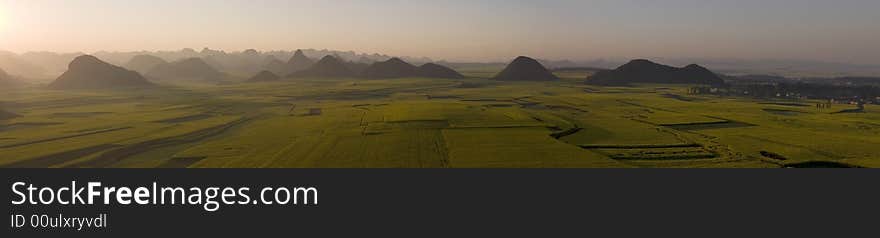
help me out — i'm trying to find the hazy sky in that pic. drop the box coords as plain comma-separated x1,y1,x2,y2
1,0,879,63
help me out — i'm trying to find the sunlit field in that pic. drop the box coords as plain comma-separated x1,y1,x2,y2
2,68,877,168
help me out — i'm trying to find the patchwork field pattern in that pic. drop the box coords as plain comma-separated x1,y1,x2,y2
1,76,878,168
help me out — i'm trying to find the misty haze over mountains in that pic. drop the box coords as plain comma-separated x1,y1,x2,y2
0,48,430,81
2,48,880,82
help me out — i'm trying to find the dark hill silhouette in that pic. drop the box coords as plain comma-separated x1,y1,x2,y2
493,56,559,81
248,70,280,82
287,49,315,73
124,55,167,74
418,63,465,79
146,57,226,81
358,58,465,79
48,55,153,89
361,58,420,78
288,55,355,78
586,59,724,86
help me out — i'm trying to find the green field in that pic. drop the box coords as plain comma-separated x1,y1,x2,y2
1,72,878,168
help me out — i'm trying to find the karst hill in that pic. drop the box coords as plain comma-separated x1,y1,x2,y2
48,55,153,89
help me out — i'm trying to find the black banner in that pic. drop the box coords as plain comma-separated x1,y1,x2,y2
2,169,878,236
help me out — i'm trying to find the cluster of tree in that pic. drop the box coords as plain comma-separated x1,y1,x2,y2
724,74,880,87
689,83,880,104
800,77,880,86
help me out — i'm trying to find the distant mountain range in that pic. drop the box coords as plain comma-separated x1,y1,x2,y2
288,55,357,78
124,55,168,74
5,47,880,89
285,50,316,74
0,48,433,80
4,48,880,81
19,51,880,91
145,58,227,81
